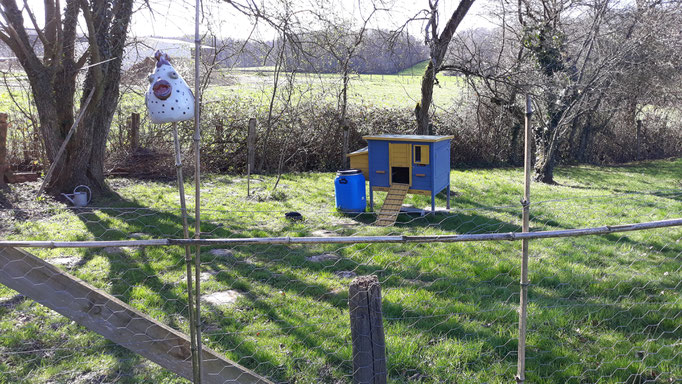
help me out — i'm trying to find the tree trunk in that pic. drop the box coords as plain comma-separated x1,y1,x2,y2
532,96,564,184
577,123,591,163
48,10,131,194
509,121,522,166
625,98,639,160
340,66,350,168
416,61,436,135
0,0,133,196
51,82,119,195
533,151,555,183
415,0,476,135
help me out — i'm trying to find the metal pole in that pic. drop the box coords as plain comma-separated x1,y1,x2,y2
193,0,204,381
172,122,200,383
2,218,681,248
516,94,533,383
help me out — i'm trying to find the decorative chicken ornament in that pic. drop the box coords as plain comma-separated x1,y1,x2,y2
145,51,195,124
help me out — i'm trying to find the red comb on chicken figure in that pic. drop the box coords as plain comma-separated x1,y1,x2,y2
145,50,195,124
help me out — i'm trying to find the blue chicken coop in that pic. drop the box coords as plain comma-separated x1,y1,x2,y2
347,135,452,221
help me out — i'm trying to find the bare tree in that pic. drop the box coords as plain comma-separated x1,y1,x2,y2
0,0,133,194
415,0,475,135
448,0,652,182
516,0,613,182
307,2,381,166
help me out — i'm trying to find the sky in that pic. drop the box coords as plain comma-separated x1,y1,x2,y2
132,0,495,39
21,0,495,41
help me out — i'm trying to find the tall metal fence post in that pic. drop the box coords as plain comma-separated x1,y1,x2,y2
349,275,387,384
193,0,204,378
516,94,533,383
172,122,200,383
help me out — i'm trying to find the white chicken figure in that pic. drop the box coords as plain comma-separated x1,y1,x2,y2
145,51,195,124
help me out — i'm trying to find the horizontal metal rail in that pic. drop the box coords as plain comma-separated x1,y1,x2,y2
0,218,679,249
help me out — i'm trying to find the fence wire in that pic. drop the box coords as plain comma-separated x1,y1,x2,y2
0,191,680,383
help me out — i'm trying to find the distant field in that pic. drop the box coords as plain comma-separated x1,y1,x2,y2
0,66,464,114
397,60,429,76
206,68,464,109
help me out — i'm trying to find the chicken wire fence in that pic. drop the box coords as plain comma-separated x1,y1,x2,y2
0,191,680,384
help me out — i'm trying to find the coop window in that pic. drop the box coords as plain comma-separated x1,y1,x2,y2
413,145,429,165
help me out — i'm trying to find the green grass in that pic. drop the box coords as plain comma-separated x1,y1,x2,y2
206,68,463,109
397,60,429,76
0,159,681,383
3,68,462,113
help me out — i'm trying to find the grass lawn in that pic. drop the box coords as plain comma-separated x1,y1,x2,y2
0,159,680,383
397,61,429,76
201,69,464,110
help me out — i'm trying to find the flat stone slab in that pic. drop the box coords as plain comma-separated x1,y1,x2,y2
334,270,357,279
306,253,340,263
100,246,135,255
331,217,359,226
202,290,243,306
233,178,263,183
71,370,108,384
400,205,451,215
207,249,233,259
312,229,337,238
50,256,81,268
200,271,218,282
101,247,124,255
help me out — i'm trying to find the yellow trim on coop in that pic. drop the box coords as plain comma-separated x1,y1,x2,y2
413,144,429,165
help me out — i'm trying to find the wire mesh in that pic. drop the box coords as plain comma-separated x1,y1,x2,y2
0,190,680,383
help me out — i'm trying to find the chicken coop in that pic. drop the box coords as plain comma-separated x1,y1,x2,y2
347,134,452,222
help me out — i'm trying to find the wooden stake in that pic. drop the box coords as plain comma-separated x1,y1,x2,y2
349,275,387,384
129,112,140,151
516,94,533,383
247,118,256,197
0,113,8,187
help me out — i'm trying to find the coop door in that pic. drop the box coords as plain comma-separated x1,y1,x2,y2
389,143,412,186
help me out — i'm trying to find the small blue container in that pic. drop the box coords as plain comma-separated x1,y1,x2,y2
335,169,366,212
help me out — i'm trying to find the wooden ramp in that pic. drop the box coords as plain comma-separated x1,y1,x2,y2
375,183,409,226
0,247,272,384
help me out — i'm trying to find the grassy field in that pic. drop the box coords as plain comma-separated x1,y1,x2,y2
0,67,463,114
0,159,681,383
397,61,429,76
205,68,463,110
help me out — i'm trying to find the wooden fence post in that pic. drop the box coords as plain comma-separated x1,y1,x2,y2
247,118,256,196
635,119,642,161
216,120,224,139
129,112,140,151
0,113,8,187
349,275,387,384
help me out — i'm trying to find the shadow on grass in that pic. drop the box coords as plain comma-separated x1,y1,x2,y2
556,159,682,193
17,190,675,383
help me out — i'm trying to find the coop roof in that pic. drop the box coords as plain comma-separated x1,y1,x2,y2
362,134,453,143
347,147,368,157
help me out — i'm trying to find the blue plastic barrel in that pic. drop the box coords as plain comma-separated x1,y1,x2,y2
334,169,366,212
